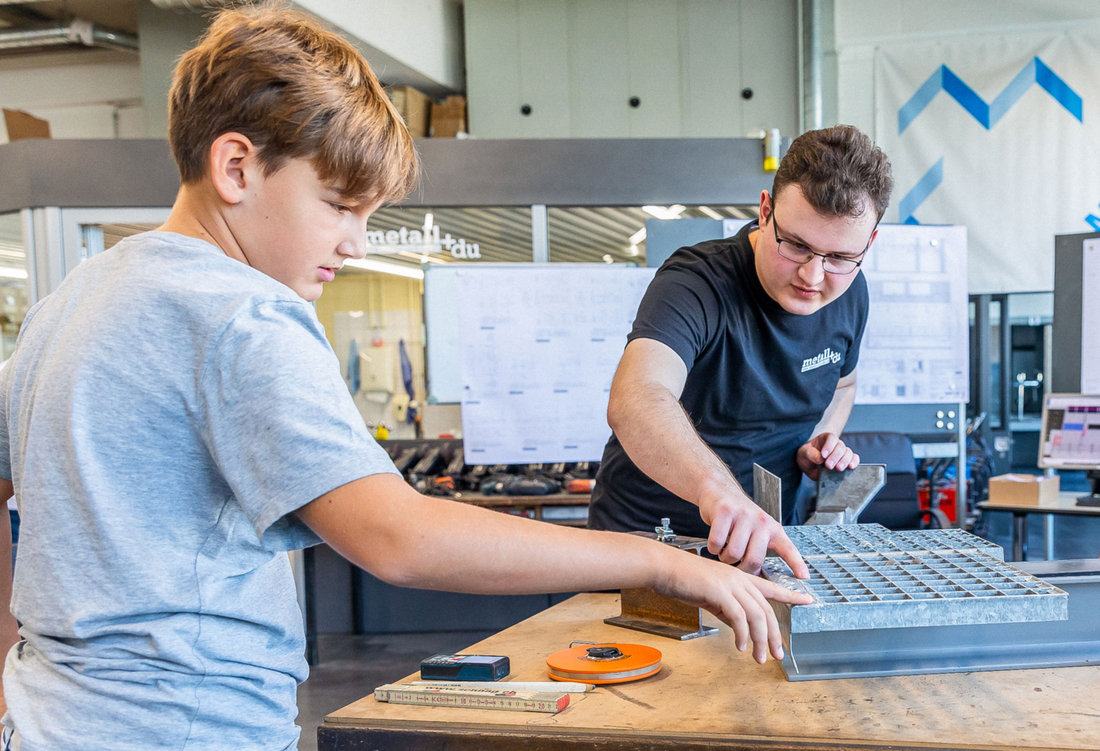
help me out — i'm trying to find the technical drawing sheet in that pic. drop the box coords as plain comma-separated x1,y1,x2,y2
457,266,656,464
855,224,969,404
1083,239,1100,395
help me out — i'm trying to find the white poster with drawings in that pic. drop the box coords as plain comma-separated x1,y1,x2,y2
1083,239,1100,395
855,224,969,405
457,266,656,464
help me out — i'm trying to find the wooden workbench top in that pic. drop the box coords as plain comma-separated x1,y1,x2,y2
322,593,1100,750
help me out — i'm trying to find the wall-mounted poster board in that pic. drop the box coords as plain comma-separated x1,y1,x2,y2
854,224,969,405
455,265,655,464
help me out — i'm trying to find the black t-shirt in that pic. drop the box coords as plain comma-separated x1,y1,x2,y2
588,221,869,536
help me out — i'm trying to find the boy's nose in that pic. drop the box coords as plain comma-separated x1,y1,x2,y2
337,238,366,260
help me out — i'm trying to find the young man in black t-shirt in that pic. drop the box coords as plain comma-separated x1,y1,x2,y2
589,126,894,579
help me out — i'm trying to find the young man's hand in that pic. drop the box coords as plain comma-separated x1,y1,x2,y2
656,548,813,663
796,432,859,482
696,487,809,578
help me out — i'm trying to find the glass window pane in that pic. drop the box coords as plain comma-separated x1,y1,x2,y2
0,212,30,361
365,207,533,269
547,205,758,265
100,223,161,250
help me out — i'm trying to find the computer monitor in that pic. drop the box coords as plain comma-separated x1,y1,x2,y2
1039,393,1100,505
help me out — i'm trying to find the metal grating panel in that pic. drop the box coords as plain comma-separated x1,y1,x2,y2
782,523,1004,561
764,525,1066,633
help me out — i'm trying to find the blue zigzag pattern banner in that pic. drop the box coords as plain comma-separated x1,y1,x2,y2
877,33,1096,292
899,57,1082,135
896,57,1082,224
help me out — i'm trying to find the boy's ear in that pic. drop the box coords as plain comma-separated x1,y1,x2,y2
208,132,257,206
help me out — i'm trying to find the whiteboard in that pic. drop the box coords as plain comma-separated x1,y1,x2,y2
1083,239,1100,395
425,263,550,404
855,224,969,405
457,266,656,464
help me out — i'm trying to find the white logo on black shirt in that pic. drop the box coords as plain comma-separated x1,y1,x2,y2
801,347,842,373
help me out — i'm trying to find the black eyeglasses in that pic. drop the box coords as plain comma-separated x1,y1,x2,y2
768,205,872,276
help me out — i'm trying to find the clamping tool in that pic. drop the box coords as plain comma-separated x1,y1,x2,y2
604,518,720,640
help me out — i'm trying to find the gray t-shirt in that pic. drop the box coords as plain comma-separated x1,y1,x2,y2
0,231,398,750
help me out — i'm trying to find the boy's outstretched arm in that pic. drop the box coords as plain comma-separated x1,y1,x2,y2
0,479,19,717
295,474,811,664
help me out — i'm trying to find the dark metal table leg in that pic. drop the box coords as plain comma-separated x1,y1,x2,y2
1013,512,1028,562
304,546,319,666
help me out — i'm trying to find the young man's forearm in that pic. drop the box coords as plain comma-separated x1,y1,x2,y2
812,378,857,438
608,378,744,508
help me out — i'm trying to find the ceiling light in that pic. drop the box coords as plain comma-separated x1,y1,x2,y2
423,212,434,234
627,245,639,257
343,258,425,279
0,267,27,280
629,227,647,245
642,205,686,220
602,254,614,264
697,206,724,220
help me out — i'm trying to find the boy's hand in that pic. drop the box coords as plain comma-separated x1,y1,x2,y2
654,549,813,664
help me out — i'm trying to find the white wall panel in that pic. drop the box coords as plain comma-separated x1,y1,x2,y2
466,0,798,138
678,0,742,138
740,0,798,136
465,0,523,138
625,0,682,137
567,0,630,137
517,0,571,137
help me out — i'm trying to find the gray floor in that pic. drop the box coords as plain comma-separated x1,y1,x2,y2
295,631,493,751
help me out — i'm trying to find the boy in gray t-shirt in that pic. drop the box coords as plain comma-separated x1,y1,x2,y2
0,8,808,750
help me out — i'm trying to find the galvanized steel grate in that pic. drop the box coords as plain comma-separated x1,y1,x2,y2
764,525,1066,633
781,523,1004,561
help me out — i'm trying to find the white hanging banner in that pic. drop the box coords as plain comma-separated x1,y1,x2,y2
875,31,1100,293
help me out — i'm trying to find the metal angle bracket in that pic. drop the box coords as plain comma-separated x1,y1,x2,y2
752,464,782,523
604,521,719,641
808,464,887,525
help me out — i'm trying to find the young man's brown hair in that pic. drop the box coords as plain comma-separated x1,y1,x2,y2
168,6,417,204
772,125,893,221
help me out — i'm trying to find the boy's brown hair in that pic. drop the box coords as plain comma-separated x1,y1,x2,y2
772,125,893,221
168,6,417,204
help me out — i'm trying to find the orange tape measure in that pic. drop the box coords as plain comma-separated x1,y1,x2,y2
546,642,662,685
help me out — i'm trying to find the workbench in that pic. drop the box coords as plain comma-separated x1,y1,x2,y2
317,591,1100,750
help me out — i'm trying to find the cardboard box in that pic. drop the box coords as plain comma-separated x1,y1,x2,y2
987,474,1060,507
3,109,50,142
430,95,467,138
389,85,430,138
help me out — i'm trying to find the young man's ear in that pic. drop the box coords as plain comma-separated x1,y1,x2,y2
758,189,773,225
208,132,257,206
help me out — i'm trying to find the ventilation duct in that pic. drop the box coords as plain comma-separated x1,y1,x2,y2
0,18,138,52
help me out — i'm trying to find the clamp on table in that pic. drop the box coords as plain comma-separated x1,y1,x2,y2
604,518,720,641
